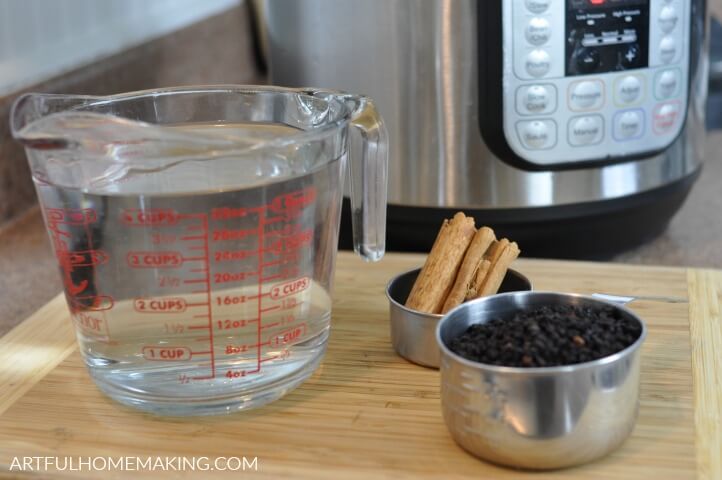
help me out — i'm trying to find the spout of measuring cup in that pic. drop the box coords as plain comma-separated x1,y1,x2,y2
10,93,101,149
342,94,388,262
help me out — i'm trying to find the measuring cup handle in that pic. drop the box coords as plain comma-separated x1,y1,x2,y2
345,96,388,262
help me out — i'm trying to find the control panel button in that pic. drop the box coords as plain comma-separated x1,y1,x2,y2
568,115,604,146
655,69,680,99
659,6,678,33
516,84,556,115
526,17,551,46
502,0,690,164
517,120,557,150
569,80,604,111
525,0,550,14
575,48,601,74
615,75,643,105
621,43,643,69
653,101,681,134
659,36,677,64
525,50,551,77
613,110,644,140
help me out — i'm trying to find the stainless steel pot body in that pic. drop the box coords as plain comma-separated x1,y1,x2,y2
261,0,707,210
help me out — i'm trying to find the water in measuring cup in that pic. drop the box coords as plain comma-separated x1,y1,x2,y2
30,121,345,415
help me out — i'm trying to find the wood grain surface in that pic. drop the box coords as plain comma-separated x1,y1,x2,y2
0,252,717,479
687,269,722,480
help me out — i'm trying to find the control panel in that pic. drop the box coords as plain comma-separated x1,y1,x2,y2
501,0,690,166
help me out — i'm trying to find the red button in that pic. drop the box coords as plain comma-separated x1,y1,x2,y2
590,0,605,4
653,101,681,134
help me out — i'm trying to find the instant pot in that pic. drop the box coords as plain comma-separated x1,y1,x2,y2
259,0,708,257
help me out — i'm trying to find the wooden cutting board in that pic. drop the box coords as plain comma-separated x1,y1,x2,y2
0,252,720,479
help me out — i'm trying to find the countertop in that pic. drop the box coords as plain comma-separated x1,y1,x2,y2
1,253,717,479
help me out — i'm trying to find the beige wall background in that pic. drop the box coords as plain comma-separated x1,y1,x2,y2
712,0,722,20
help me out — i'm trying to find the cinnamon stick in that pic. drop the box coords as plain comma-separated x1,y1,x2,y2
465,259,491,302
466,239,509,301
477,241,520,297
441,227,496,313
405,212,476,313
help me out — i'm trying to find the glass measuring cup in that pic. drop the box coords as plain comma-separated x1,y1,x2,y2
10,85,387,415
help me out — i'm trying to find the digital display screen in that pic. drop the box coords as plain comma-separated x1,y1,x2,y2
566,0,650,76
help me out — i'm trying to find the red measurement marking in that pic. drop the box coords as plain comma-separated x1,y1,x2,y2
215,318,256,330
60,249,109,267
214,249,257,262
225,344,248,354
212,227,259,242
46,208,97,225
213,271,258,284
264,229,313,256
183,256,206,261
279,297,298,311
215,294,247,306
265,224,301,237
158,276,181,287
270,277,310,300
243,341,270,350
163,322,185,334
180,235,206,241
201,214,216,378
262,268,300,283
188,324,210,330
261,259,285,268
151,233,176,245
142,346,191,361
268,188,316,215
257,211,265,372
261,305,281,313
269,324,307,347
121,208,178,226
192,375,214,381
260,321,281,330
225,370,246,379
280,313,297,325
261,253,301,270
211,206,251,220
69,295,114,311
44,207,112,319
285,229,313,250
246,292,270,300
185,301,209,307
183,278,206,284
127,251,182,268
133,297,187,313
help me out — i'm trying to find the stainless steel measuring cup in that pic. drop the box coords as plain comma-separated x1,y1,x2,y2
11,85,388,415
